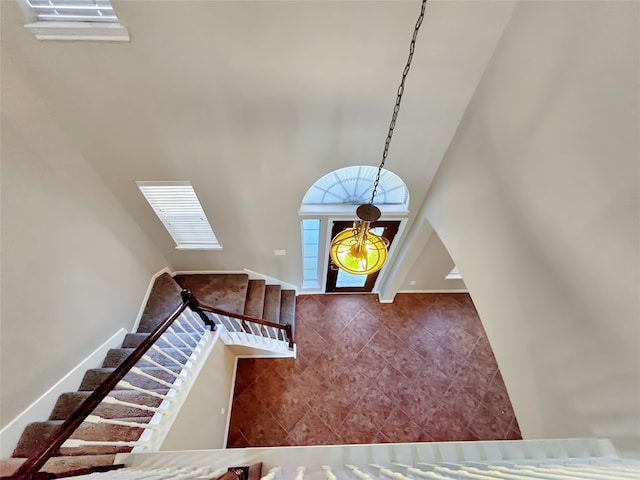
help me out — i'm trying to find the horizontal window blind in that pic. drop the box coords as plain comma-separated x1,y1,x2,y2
26,0,118,23
136,181,222,250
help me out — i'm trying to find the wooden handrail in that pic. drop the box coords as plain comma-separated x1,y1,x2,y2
13,293,200,478
196,303,294,349
198,304,285,330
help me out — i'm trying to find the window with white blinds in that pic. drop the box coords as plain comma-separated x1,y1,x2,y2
19,0,129,41
25,0,118,23
136,181,222,250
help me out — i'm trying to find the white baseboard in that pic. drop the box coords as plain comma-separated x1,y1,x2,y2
0,328,128,458
222,355,240,449
171,270,246,276
379,289,469,303
397,289,470,293
131,267,173,333
243,269,298,293
171,269,299,293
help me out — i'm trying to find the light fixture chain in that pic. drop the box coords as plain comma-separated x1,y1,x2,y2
369,0,427,205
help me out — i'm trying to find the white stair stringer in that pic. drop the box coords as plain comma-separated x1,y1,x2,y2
214,313,295,358
90,438,638,479
127,311,220,452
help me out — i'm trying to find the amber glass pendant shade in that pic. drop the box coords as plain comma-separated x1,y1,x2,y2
329,220,389,275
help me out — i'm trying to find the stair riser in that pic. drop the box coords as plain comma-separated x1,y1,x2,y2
280,290,296,331
122,332,199,349
244,279,266,319
1,455,117,475
50,391,165,420
14,420,147,457
263,285,282,324
102,348,192,369
79,368,180,391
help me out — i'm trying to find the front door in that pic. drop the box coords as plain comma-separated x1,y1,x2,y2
325,220,400,293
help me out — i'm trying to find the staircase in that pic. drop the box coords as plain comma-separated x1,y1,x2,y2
1,273,296,477
175,274,297,356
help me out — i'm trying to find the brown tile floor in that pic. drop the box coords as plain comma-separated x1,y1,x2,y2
227,293,521,447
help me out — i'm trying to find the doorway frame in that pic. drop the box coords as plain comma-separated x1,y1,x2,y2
320,215,408,295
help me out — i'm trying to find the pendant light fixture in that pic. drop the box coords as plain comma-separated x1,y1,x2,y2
329,0,427,276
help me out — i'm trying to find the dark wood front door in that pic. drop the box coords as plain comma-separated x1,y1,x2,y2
325,220,400,293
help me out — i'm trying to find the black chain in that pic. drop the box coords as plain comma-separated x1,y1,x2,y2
369,0,427,205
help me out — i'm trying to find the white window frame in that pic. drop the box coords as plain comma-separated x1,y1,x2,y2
17,0,129,41
136,181,222,251
446,266,463,280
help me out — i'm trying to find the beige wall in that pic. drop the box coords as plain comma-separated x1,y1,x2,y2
401,230,466,292
0,0,515,292
423,1,639,452
0,56,170,427
161,340,236,450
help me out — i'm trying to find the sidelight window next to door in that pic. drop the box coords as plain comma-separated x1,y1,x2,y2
301,219,321,289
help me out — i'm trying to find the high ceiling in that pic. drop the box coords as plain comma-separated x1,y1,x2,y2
1,0,515,279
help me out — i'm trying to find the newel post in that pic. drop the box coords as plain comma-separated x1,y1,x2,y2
182,289,216,331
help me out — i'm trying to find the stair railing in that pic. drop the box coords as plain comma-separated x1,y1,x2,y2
194,301,294,350
8,290,294,480
10,290,214,479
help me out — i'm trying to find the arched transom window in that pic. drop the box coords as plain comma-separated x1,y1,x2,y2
302,166,409,210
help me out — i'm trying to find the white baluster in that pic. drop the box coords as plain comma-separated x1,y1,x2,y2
260,467,280,480
183,310,206,335
346,464,374,479
85,414,160,430
167,326,201,352
322,466,338,480
117,380,175,401
173,319,201,345
512,464,623,480
129,366,179,389
149,345,191,369
407,466,453,479
158,336,194,361
102,395,165,414
135,356,185,378
294,466,305,480
539,463,637,479
434,465,500,479
371,464,413,480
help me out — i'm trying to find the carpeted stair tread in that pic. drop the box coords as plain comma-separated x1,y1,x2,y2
244,279,266,319
14,418,150,457
122,332,199,349
79,367,180,391
279,290,296,327
50,391,166,420
102,347,192,369
174,273,249,316
136,273,184,333
263,285,282,324
2,454,117,475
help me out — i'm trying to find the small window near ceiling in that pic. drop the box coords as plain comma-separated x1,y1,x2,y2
446,266,463,280
136,181,222,250
301,219,321,289
19,0,129,41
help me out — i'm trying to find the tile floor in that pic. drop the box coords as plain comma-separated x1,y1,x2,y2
227,293,521,447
